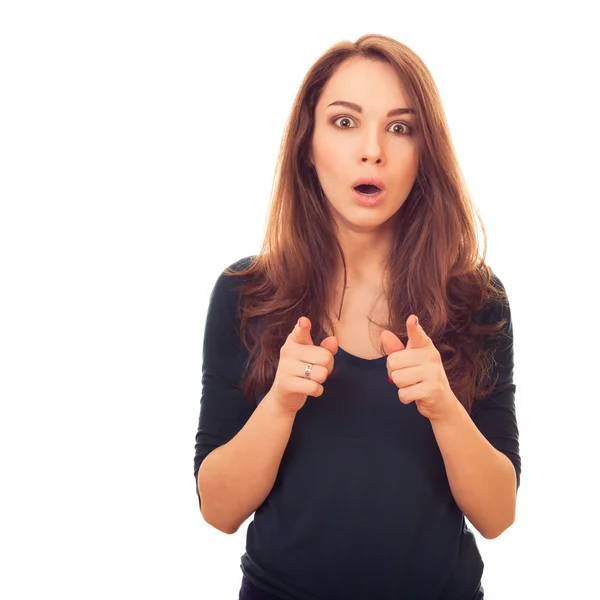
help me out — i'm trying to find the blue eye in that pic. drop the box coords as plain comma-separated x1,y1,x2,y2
332,116,413,135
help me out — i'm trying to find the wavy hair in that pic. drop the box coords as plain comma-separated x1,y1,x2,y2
223,34,509,414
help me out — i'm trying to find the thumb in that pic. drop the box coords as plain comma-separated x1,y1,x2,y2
292,316,315,345
406,315,428,349
320,335,339,356
380,329,405,356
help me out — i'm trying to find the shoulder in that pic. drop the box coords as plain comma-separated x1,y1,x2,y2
203,255,258,353
471,267,515,382
209,254,258,303
225,254,258,273
473,266,511,326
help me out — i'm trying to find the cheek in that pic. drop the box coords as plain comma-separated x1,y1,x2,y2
315,126,357,167
314,136,345,173
397,148,419,181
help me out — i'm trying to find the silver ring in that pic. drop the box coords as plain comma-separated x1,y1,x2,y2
304,363,313,379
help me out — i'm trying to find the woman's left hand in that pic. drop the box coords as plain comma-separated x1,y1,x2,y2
380,315,458,421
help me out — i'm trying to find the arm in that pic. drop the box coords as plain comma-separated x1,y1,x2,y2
195,256,291,534
430,396,517,539
198,389,296,534
432,274,520,539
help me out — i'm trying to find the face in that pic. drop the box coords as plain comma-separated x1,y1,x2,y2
310,57,419,233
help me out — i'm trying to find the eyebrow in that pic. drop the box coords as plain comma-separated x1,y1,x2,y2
326,100,415,117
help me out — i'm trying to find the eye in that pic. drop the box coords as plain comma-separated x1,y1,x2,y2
332,116,413,135
332,116,356,129
388,121,413,135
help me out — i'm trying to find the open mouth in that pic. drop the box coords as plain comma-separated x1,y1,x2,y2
354,184,382,196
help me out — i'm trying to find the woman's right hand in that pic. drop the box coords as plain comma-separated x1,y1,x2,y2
270,316,338,416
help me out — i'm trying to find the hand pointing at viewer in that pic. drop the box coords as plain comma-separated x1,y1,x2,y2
380,315,456,421
270,317,338,417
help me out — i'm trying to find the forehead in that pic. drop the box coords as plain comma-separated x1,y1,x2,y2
318,57,410,110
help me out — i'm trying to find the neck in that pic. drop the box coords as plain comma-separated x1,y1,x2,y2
333,223,395,288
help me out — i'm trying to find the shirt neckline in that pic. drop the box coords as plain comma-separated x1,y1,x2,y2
335,345,387,367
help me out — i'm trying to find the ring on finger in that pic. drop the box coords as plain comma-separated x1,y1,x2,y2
304,363,313,379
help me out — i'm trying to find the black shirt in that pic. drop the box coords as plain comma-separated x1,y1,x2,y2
194,256,521,600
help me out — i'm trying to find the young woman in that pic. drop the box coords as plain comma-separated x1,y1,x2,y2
194,33,520,600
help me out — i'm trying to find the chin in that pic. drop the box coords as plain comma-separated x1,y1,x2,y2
339,213,391,232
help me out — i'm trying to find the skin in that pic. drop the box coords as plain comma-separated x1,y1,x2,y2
310,56,419,288
304,60,516,539
201,60,516,542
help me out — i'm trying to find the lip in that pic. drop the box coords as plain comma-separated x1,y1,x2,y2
352,187,385,207
351,176,387,192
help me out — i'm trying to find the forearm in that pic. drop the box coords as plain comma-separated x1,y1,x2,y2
198,389,296,534
430,395,517,539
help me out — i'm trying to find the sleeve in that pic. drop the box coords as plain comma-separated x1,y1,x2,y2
193,258,257,508
470,271,521,491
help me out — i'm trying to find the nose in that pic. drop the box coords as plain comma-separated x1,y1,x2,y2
360,129,384,165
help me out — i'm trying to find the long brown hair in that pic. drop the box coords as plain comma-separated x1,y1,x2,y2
223,34,509,414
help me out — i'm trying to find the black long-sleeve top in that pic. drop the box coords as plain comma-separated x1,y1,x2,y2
194,255,521,600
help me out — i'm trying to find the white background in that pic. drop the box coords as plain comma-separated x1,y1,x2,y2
1,1,599,598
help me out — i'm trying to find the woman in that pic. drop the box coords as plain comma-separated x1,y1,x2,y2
194,34,520,600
